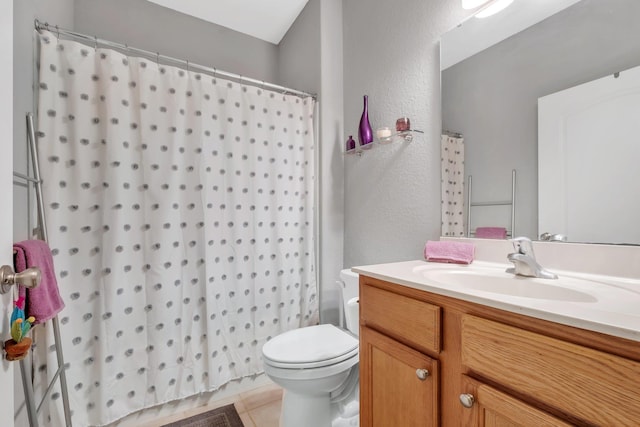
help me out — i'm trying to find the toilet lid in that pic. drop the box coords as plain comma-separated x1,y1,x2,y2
262,324,358,366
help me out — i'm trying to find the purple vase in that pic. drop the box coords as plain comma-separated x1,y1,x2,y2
358,95,373,148
346,135,356,151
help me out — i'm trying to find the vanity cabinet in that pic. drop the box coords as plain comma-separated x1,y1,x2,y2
359,274,640,426
360,326,439,427
460,376,572,427
461,315,640,426
359,282,441,427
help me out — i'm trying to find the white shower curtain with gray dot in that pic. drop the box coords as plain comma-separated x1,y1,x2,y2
35,30,317,426
441,134,465,237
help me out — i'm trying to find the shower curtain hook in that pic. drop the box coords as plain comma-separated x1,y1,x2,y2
55,25,60,39
156,52,160,66
186,60,190,73
94,35,98,50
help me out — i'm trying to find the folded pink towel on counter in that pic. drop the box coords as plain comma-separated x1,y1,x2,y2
475,227,507,239
14,240,65,325
424,240,475,265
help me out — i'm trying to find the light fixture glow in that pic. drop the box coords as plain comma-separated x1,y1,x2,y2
462,0,491,9
475,0,514,18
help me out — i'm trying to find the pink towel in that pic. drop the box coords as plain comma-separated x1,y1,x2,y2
475,227,507,239
424,240,475,265
14,240,65,325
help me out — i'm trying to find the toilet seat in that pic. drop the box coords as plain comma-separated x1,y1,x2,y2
262,324,359,369
262,271,361,427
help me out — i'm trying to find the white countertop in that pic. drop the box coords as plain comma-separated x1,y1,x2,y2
353,260,640,342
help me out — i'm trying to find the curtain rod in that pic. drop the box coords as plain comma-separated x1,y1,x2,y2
34,19,317,100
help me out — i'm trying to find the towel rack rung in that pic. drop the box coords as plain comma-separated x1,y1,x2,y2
470,201,512,207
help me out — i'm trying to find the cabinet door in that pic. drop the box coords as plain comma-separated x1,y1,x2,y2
360,326,439,427
460,376,572,427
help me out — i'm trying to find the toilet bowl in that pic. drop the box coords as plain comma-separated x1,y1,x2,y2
262,269,360,427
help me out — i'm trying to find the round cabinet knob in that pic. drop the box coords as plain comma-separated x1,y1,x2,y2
416,369,430,381
459,393,475,408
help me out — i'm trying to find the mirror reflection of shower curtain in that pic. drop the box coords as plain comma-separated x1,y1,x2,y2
35,30,317,426
441,134,465,237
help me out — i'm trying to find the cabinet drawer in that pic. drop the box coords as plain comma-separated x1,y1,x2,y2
360,283,441,354
462,315,640,426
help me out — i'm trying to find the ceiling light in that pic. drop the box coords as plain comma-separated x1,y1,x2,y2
475,0,514,18
462,0,490,9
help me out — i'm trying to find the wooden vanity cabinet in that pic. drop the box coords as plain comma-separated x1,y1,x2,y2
460,376,573,427
360,326,439,427
359,274,640,427
461,314,640,426
359,280,442,427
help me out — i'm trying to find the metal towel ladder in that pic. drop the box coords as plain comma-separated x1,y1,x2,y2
466,169,517,238
12,113,72,427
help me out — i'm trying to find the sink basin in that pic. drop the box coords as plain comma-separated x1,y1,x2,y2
355,259,640,342
413,266,598,302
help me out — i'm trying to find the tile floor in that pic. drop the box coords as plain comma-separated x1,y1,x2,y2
142,382,283,427
235,383,283,427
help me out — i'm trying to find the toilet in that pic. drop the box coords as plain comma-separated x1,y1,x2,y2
262,269,360,427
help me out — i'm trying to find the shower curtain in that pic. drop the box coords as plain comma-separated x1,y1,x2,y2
441,134,465,237
35,30,317,426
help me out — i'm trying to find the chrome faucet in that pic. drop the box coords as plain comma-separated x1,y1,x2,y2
539,232,568,242
506,237,558,279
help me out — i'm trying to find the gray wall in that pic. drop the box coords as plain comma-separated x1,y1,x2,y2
279,0,345,324
317,0,344,324
342,0,469,268
74,0,279,84
279,0,321,95
442,0,640,239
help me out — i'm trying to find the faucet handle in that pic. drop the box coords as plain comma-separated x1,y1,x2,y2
510,237,535,256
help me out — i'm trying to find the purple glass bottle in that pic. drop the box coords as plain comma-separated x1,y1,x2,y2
358,95,373,148
346,135,356,151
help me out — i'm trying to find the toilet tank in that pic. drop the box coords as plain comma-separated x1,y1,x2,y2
338,269,359,336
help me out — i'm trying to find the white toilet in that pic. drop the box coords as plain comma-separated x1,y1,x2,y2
262,269,360,427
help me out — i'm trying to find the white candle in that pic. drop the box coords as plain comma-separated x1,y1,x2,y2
377,127,392,138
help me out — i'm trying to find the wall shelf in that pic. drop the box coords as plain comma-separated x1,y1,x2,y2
344,130,423,156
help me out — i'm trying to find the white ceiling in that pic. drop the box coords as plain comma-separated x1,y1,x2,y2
147,0,310,45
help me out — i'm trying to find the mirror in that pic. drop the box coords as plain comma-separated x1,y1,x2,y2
441,0,640,244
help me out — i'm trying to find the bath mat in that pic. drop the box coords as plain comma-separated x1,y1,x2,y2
161,404,245,427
